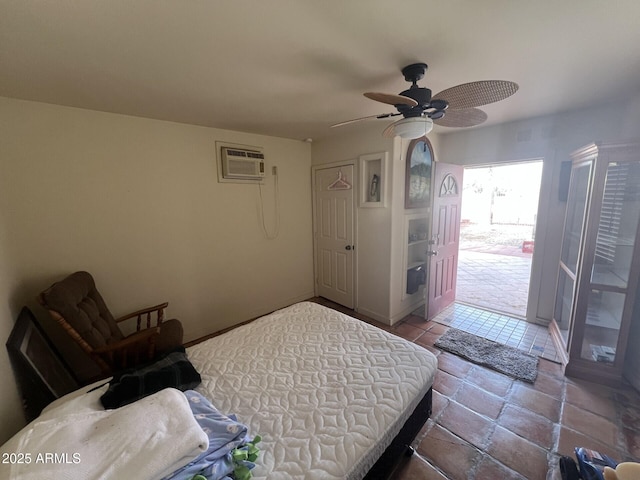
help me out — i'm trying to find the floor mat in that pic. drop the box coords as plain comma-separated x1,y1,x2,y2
434,328,538,383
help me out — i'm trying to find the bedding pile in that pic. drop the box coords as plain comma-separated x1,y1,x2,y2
0,388,209,480
0,349,259,480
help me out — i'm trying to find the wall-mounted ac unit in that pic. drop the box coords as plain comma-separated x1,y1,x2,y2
221,147,265,180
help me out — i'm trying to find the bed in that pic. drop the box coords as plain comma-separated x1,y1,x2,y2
1,301,437,480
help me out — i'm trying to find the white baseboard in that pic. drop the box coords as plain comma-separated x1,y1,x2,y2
358,301,425,327
532,316,552,327
356,307,392,326
390,300,425,325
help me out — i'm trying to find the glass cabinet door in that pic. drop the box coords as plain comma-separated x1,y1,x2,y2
554,269,575,344
590,162,640,289
580,289,625,363
560,162,592,274
579,161,640,364
554,161,592,345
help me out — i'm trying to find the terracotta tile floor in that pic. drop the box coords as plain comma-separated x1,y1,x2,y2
311,298,640,480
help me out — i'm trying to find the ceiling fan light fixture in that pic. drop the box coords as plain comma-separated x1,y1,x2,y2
383,116,433,139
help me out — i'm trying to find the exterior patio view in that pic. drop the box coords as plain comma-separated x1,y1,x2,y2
456,162,543,318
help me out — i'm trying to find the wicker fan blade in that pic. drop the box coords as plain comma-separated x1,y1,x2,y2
364,92,418,107
331,112,398,128
434,108,488,128
433,80,518,110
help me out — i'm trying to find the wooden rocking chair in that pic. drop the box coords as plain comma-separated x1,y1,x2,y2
37,271,183,376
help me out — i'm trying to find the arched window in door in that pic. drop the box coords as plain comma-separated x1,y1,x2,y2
440,173,459,197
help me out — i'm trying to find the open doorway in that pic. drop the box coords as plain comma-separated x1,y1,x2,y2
456,160,544,318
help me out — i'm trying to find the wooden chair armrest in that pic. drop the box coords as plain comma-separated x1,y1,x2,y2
93,328,160,354
116,302,168,331
115,302,169,322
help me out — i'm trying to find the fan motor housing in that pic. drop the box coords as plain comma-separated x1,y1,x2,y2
399,87,432,106
398,87,432,117
401,63,428,83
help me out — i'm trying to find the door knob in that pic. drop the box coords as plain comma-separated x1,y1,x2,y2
345,245,352,250
426,250,438,256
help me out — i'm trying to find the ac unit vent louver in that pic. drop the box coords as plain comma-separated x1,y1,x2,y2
221,147,265,180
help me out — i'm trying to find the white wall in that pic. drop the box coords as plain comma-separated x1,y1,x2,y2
437,94,640,324
0,200,25,442
0,97,314,443
311,124,443,324
311,126,394,321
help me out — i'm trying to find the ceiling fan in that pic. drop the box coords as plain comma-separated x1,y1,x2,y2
331,63,518,139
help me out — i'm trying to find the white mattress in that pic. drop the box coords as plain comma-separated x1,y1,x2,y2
187,301,438,480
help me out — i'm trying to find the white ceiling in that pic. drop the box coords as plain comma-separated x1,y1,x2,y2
2,1,640,141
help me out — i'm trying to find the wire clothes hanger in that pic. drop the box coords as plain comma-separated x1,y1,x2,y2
327,169,352,190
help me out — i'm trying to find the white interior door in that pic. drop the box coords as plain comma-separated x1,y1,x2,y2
314,165,355,308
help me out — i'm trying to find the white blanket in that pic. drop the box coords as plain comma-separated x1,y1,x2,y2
0,388,208,480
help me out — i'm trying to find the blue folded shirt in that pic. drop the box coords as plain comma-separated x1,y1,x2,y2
163,390,252,480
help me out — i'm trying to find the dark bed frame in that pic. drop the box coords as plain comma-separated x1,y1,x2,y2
364,387,433,479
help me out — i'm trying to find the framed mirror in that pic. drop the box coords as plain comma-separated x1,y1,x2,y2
405,136,434,209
